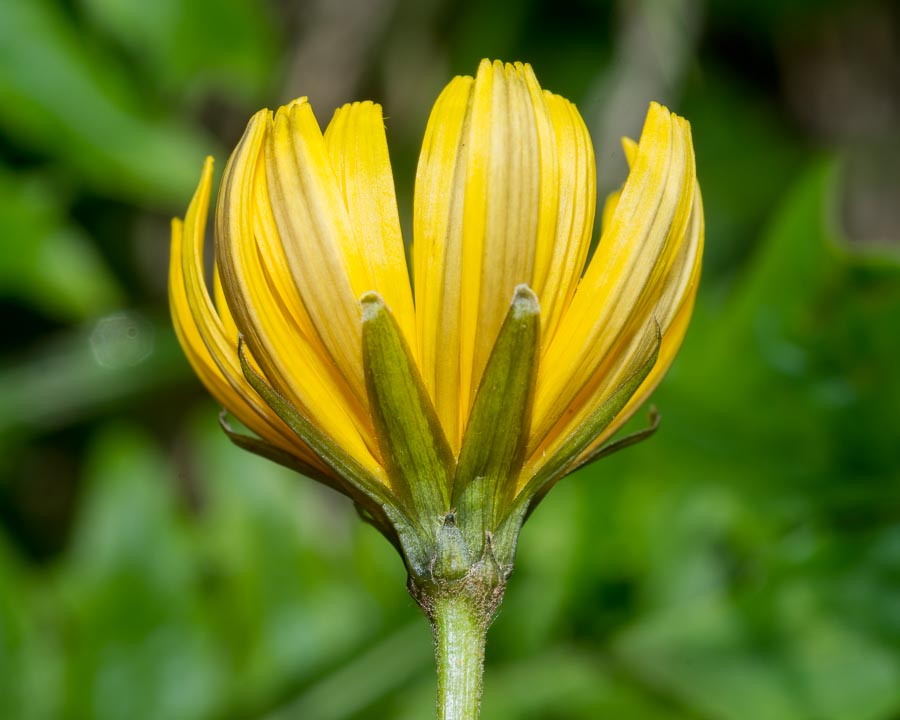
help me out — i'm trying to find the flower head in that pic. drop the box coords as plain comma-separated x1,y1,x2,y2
170,60,702,584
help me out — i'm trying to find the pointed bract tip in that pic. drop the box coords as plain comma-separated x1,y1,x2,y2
359,291,386,322
652,316,662,344
511,284,540,316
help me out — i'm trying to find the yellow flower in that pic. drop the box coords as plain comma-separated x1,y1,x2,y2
170,59,702,580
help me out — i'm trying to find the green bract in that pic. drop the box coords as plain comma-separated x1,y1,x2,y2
234,287,660,596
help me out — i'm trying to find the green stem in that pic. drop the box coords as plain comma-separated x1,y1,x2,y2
431,593,489,720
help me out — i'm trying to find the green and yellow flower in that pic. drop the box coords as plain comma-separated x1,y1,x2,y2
170,59,702,589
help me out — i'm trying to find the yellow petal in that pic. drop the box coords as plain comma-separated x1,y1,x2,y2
248,138,353,398
531,91,596,345
599,137,638,235
171,217,237,413
212,263,238,343
460,61,553,423
539,180,702,474
170,162,329,474
214,111,386,482
533,103,697,450
324,101,416,348
249,126,368,431
413,60,561,450
600,188,621,236
265,99,367,405
521,314,663,489
413,73,473,451
578,183,704,458
516,71,560,331
622,136,639,166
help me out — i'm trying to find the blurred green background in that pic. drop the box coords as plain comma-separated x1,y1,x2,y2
1,0,899,718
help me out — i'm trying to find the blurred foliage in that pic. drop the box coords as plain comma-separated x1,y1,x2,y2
1,0,898,718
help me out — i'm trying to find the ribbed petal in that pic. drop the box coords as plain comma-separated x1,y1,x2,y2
413,74,473,451
212,263,238,343
248,133,365,429
265,99,368,404
575,184,704,460
532,103,697,454
600,136,639,234
324,101,416,348
531,91,596,346
171,220,245,427
169,160,330,475
461,61,554,426
600,188,621,236
414,60,561,450
215,111,385,482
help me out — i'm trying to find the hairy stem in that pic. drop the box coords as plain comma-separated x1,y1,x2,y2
431,592,489,720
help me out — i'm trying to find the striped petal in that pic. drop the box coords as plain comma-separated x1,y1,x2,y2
325,101,416,348
600,136,639,234
249,129,361,420
214,111,385,483
413,60,561,450
530,91,596,346
265,99,367,404
169,159,330,475
575,184,704,461
531,103,697,454
461,61,557,426
413,74,473,451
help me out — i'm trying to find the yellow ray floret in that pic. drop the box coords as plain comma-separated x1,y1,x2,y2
170,59,703,511
325,101,416,349
169,161,330,475
530,103,697,459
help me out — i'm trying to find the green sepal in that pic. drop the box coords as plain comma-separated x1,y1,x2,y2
353,502,403,555
523,407,662,526
452,285,540,561
492,323,661,566
218,410,334,485
433,513,471,581
361,292,454,531
571,405,660,472
237,339,433,575
220,410,405,548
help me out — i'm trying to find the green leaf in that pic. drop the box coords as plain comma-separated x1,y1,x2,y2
361,291,453,528
452,285,540,560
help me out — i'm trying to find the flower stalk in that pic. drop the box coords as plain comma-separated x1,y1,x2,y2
411,527,506,720
431,592,490,720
